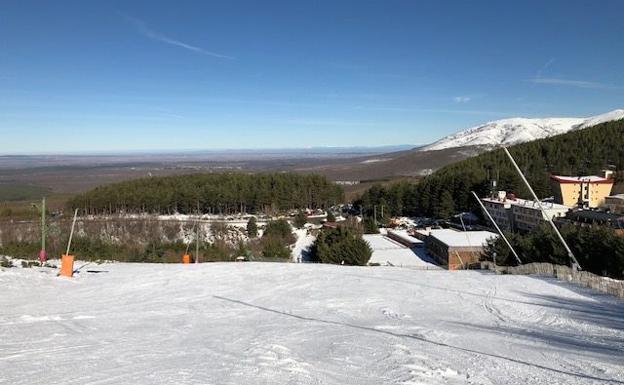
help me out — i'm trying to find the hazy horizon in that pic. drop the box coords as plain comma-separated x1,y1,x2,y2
0,144,417,157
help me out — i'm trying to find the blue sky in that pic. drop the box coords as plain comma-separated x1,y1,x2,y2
1,0,623,153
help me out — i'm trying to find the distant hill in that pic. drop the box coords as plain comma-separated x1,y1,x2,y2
291,109,624,183
291,145,484,181
422,109,624,151
357,118,624,218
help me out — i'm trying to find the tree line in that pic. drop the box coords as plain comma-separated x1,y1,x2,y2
68,173,344,215
357,118,624,219
484,224,624,279
0,216,299,263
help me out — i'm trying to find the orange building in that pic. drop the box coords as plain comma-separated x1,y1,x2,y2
551,173,614,208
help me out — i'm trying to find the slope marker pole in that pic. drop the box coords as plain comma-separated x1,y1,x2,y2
66,209,79,257
195,218,200,264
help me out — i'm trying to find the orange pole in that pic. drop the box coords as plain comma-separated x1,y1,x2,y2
60,255,75,277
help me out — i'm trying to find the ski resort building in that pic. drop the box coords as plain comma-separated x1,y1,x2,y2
556,210,624,236
386,229,423,248
481,191,571,232
550,172,614,208
423,229,498,270
604,194,624,214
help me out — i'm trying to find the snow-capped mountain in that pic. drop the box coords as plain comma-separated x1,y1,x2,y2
422,109,624,151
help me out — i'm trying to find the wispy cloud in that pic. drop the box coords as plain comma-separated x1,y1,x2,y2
527,77,620,90
453,96,471,103
535,58,556,79
529,57,621,89
119,12,233,59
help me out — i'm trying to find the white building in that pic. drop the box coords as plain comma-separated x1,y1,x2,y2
482,191,571,232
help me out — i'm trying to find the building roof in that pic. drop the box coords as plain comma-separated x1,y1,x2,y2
482,197,570,211
606,194,624,202
429,229,498,248
387,230,423,245
510,198,570,211
482,197,512,208
414,228,444,237
550,175,613,184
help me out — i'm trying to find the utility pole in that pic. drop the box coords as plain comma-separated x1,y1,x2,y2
41,197,46,262
32,198,47,263
196,202,200,264
502,147,581,270
195,220,200,264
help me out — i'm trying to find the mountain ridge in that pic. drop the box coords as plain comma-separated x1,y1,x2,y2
422,109,624,151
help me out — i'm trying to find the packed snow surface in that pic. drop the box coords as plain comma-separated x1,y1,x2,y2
423,109,624,151
1,263,623,385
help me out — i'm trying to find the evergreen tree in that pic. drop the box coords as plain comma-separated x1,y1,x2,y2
326,211,336,222
362,218,379,234
261,236,291,260
483,224,624,279
246,216,258,238
263,219,295,244
434,190,455,219
293,211,307,228
311,227,372,266
68,173,344,215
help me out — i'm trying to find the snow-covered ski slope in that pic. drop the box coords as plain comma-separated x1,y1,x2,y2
1,262,623,385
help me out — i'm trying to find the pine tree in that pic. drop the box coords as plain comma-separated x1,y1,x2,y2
247,216,258,238
294,211,307,228
311,227,372,266
434,190,455,219
362,218,379,234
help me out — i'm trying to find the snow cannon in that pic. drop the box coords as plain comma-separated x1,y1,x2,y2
60,255,74,277
39,249,47,264
182,254,191,264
